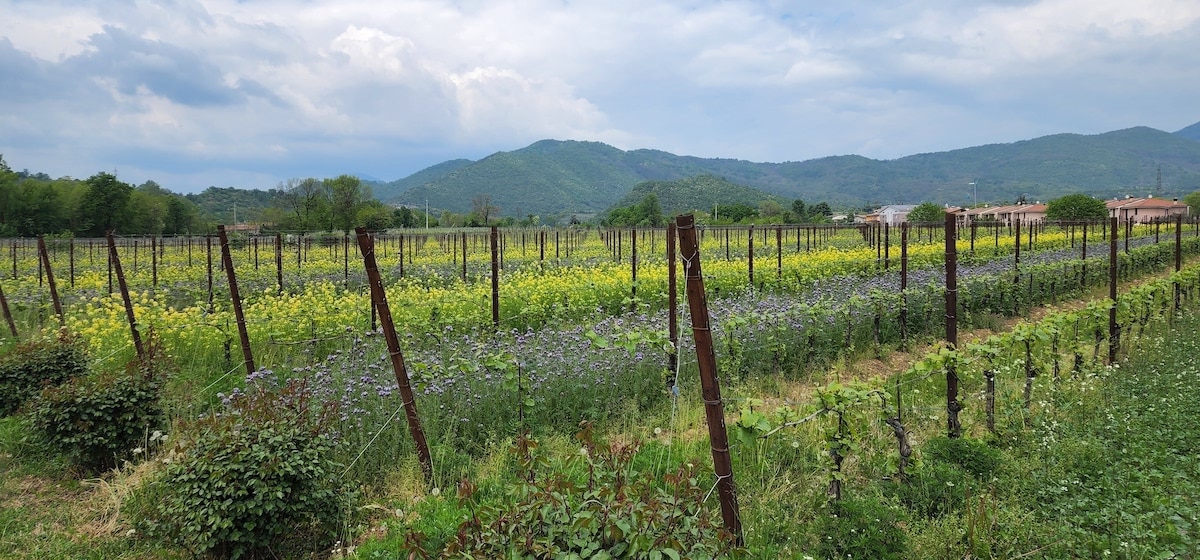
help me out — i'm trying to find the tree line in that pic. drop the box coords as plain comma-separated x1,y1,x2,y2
602,195,835,227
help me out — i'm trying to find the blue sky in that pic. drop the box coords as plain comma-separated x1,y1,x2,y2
2,0,1198,193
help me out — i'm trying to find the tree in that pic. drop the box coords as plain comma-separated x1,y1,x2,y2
77,172,133,236
471,194,500,225
810,202,832,218
393,206,417,228
791,199,806,219
325,175,368,232
638,194,664,226
1045,193,1107,220
277,178,330,232
355,200,395,232
758,200,783,219
906,202,946,224
164,196,200,234
1183,191,1200,217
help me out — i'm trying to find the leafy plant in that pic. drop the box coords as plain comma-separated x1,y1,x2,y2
0,330,88,417
813,497,908,559
140,377,343,559
399,423,742,558
924,436,1002,481
26,335,163,471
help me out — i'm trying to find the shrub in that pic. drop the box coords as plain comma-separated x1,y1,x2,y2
0,331,88,416
144,376,342,559
883,462,967,519
813,497,908,559
924,436,1003,480
400,423,742,558
26,338,163,471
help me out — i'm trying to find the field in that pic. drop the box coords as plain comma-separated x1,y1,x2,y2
2,218,1199,559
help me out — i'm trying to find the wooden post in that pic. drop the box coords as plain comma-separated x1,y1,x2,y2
491,226,500,330
631,228,638,312
667,220,679,387
275,233,284,295
151,236,158,288
776,226,783,284
900,223,909,349
0,283,17,339
944,213,961,438
354,227,433,483
675,214,744,545
747,225,755,288
206,235,214,311
218,226,255,376
1176,214,1183,310
37,236,64,324
1109,217,1119,364
107,231,146,360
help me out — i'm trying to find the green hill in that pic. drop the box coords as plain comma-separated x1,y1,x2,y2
1177,120,1200,142
371,158,474,203
389,125,1200,217
607,174,782,217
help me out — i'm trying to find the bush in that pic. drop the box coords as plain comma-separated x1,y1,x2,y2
813,497,908,559
883,462,967,519
26,339,163,471
399,423,742,558
143,377,342,559
924,436,1003,480
0,331,88,416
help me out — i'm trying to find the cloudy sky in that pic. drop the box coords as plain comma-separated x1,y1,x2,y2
2,0,1198,193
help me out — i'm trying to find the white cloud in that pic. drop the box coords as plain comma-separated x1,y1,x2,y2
0,0,1197,191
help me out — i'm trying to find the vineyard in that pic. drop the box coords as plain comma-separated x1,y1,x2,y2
2,216,1200,558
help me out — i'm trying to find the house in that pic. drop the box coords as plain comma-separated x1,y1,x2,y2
965,203,1046,226
856,204,917,225
223,223,262,235
1106,196,1190,223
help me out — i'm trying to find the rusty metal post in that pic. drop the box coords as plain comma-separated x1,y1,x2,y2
206,235,214,312
1109,217,1119,364
631,228,638,312
69,238,75,288
747,225,754,288
776,225,783,284
275,232,284,295
355,227,433,482
37,236,64,324
491,226,500,330
461,231,468,283
944,213,961,438
1081,221,1088,288
674,214,744,545
0,283,17,338
107,231,145,360
218,226,255,376
1176,215,1183,310
152,236,158,288
667,220,679,386
900,222,909,349
884,223,890,271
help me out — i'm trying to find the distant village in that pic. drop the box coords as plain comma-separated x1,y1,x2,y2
857,195,1190,226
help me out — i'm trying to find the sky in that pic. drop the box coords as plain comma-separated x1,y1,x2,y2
2,0,1199,194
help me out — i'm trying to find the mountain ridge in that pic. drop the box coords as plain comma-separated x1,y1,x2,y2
389,122,1200,217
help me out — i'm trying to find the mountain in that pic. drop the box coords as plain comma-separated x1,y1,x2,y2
390,126,1200,216
607,174,783,216
395,141,647,219
1177,121,1200,142
371,158,474,203
185,186,280,224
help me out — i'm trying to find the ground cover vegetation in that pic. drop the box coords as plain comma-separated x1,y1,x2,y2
1,216,1199,558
